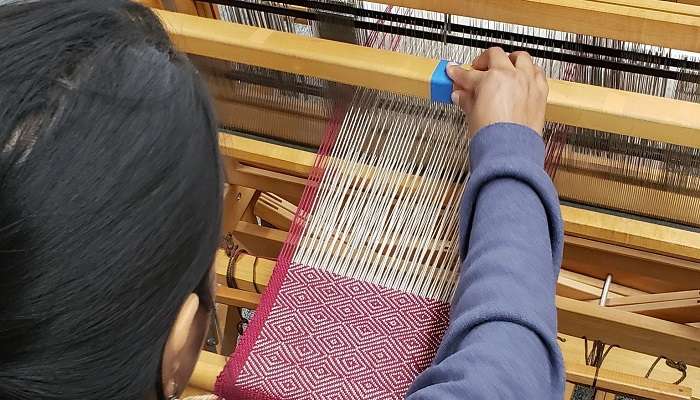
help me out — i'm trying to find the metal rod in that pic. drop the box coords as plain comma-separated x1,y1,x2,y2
599,274,613,306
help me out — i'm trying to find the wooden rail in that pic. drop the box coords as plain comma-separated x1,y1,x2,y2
381,0,700,52
150,0,700,51
155,10,700,149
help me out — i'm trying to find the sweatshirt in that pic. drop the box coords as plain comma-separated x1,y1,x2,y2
405,123,566,399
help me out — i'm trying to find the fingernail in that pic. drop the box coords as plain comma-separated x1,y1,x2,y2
451,91,460,105
446,62,458,78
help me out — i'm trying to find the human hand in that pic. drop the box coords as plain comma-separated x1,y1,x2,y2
447,47,548,137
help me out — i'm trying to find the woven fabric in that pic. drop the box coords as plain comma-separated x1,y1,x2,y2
216,263,450,400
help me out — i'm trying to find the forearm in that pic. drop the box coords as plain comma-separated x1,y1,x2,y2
406,123,565,399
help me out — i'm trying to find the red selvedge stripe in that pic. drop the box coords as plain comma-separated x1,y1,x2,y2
216,107,346,399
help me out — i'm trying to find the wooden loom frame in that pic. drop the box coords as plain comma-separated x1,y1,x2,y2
139,0,700,397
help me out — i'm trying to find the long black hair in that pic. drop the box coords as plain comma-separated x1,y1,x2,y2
0,1,222,399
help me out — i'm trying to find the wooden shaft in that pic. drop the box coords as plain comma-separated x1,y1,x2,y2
135,0,164,8
213,249,275,292
557,274,623,301
189,351,226,393
161,0,198,14
216,286,262,309
254,192,295,231
232,220,287,259
562,235,700,294
561,206,700,264
381,0,700,52
157,10,700,149
613,298,700,324
559,269,648,297
607,290,700,307
158,10,436,100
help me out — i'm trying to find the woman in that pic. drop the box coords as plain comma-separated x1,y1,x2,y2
1,1,562,399
0,1,221,399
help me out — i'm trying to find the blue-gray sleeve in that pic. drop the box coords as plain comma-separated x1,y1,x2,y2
405,123,565,399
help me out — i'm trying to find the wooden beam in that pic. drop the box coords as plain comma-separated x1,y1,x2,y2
607,290,700,307
566,362,692,400
230,165,306,205
559,269,648,297
221,185,257,236
614,299,700,324
380,0,700,52
564,382,575,400
601,0,700,14
159,10,436,102
160,0,198,14
135,0,164,8
213,250,275,292
563,235,700,293
156,10,700,149
255,193,296,231
560,334,700,398
557,296,700,366
232,221,286,259
557,274,621,301
562,206,700,263
673,0,700,5
189,350,226,393
216,286,262,309
219,134,313,178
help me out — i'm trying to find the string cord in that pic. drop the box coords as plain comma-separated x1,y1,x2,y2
583,337,618,395
645,356,688,385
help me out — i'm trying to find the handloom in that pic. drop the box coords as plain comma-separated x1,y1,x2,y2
141,1,700,398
